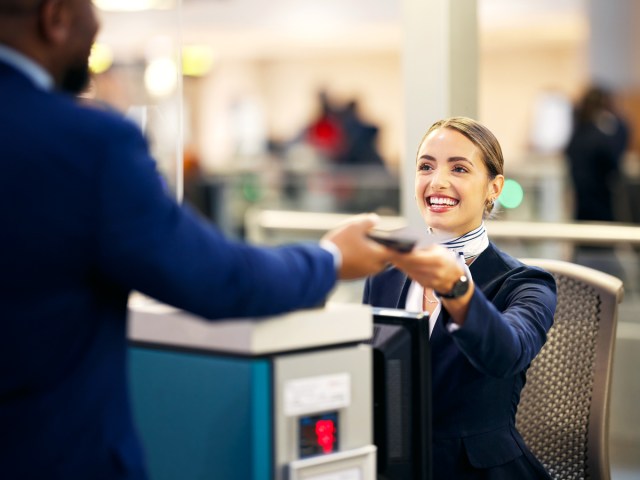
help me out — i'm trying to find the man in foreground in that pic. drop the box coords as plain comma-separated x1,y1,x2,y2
0,1,393,477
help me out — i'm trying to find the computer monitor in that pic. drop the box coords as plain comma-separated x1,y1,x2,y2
364,307,432,480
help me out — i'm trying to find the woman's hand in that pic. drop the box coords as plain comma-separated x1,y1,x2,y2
390,245,474,325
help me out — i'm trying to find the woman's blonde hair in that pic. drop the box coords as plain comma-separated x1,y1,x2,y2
417,116,504,217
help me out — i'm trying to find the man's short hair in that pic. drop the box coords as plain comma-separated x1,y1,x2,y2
0,0,43,14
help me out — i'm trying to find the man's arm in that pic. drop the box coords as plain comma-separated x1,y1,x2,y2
95,120,391,319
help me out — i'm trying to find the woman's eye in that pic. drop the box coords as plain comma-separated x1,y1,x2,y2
418,163,432,171
453,165,468,173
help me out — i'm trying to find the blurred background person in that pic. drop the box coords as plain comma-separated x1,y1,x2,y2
304,90,345,163
565,84,630,223
271,90,397,215
565,85,630,278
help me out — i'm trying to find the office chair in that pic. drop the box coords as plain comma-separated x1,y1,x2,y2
517,259,624,480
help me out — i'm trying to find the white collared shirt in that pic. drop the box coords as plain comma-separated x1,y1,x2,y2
0,44,53,91
405,280,441,337
404,258,472,337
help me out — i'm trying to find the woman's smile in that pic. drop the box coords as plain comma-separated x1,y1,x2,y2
426,194,459,212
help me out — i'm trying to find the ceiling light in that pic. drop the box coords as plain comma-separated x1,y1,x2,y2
182,45,215,77
89,43,113,74
144,57,178,97
93,0,175,12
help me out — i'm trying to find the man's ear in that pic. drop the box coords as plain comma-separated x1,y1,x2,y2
37,0,71,45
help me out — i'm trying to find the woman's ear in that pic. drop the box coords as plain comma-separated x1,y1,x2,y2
489,174,505,200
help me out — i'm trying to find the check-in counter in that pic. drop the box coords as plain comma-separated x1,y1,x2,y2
128,299,376,480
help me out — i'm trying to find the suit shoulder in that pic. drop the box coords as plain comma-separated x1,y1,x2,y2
48,94,145,145
480,243,556,293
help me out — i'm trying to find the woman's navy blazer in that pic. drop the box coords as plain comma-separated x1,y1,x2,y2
364,242,557,479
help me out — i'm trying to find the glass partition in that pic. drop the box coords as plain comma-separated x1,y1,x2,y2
92,0,405,238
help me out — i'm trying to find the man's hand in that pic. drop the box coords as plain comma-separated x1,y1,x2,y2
322,213,394,280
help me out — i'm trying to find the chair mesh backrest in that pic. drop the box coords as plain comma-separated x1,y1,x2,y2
516,273,601,480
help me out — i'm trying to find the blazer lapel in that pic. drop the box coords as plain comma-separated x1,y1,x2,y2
430,310,448,344
395,275,412,309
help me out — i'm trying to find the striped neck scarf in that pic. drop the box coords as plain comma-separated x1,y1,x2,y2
436,223,489,261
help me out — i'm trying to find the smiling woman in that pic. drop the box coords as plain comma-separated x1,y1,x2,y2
363,116,558,480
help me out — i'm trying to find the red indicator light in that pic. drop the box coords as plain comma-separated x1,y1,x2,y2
299,412,339,459
315,419,336,454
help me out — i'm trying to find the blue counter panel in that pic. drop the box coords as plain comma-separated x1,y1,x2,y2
129,347,272,480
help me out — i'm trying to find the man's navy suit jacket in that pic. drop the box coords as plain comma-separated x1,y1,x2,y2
364,242,557,479
0,61,336,479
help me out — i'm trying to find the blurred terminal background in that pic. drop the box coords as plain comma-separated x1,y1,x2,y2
89,1,639,478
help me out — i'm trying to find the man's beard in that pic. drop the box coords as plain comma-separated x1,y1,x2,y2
60,61,91,95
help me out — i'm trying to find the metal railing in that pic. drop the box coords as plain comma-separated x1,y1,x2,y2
245,208,640,246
